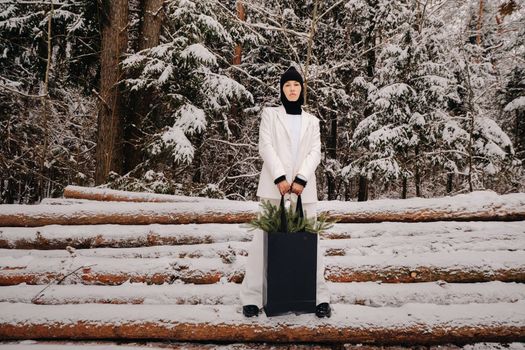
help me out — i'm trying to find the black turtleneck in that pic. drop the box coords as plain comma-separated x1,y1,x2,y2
281,95,302,115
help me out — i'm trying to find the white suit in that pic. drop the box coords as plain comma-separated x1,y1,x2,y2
255,105,321,203
241,105,330,308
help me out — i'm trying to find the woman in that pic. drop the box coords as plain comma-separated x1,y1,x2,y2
240,66,331,318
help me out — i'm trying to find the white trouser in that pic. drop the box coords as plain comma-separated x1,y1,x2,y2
240,193,330,308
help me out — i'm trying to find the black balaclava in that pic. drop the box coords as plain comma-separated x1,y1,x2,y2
280,66,304,115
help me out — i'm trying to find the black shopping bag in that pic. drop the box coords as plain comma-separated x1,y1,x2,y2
263,194,317,316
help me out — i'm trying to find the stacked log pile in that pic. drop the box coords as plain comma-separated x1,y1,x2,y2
1,186,524,348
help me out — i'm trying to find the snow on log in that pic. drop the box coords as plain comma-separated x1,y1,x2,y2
2,221,523,250
1,251,524,286
63,185,219,203
1,281,524,307
0,256,243,286
0,302,524,344
323,221,525,239
0,242,246,260
1,191,524,227
0,201,258,227
40,198,96,205
0,224,252,249
1,224,522,259
317,191,525,223
324,251,525,283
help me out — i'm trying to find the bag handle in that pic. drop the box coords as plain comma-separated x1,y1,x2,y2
279,194,288,233
296,194,305,219
279,194,305,233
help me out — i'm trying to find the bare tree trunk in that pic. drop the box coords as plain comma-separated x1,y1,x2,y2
357,176,368,202
401,176,407,199
476,0,484,46
326,115,337,200
447,173,454,193
344,179,352,201
38,0,54,201
95,0,128,184
517,109,525,167
357,8,377,202
303,0,319,106
415,146,421,197
191,133,203,184
462,53,476,193
467,111,475,192
138,0,163,50
233,1,245,65
123,0,164,174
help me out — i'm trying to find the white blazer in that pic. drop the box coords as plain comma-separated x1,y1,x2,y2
256,105,321,203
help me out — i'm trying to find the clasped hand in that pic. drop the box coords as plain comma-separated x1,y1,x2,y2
277,180,304,196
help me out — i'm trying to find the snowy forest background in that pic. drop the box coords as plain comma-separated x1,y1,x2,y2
1,0,524,204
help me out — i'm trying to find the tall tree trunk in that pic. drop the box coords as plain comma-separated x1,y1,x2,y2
476,0,484,46
447,173,454,193
517,109,525,167
303,0,319,105
467,116,475,192
463,56,476,193
95,0,128,184
233,1,245,65
123,0,164,174
38,0,53,201
219,0,246,192
401,176,407,199
326,115,337,200
230,0,246,131
415,146,421,197
191,133,203,184
357,176,368,202
357,15,377,202
0,178,4,204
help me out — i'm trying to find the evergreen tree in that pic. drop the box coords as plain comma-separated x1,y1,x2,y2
1,0,522,202
0,1,99,203
118,0,254,195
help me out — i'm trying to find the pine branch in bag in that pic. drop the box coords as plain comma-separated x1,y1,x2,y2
242,199,337,234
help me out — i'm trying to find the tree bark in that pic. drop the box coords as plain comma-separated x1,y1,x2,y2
38,0,53,201
1,263,524,286
356,5,378,202
2,199,525,226
3,191,525,226
326,116,338,200
415,146,421,197
401,176,407,199
357,176,368,201
476,0,484,46
0,304,523,344
95,0,129,184
303,0,319,105
123,0,164,174
232,1,245,65
446,173,454,193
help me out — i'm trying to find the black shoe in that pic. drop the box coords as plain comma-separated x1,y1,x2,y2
315,303,331,318
243,305,260,317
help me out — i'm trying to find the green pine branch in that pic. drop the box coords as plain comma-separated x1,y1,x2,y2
243,199,338,234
